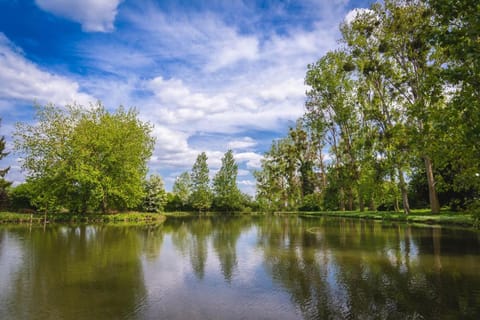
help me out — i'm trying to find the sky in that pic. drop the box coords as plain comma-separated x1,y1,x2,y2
0,0,371,195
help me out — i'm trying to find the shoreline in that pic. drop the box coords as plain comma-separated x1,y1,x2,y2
1,210,477,230
296,210,477,229
0,211,167,225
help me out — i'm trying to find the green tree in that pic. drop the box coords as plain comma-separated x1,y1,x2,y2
172,171,191,209
305,50,361,211
341,8,412,213
8,181,37,212
428,0,480,200
213,150,242,212
141,174,168,212
14,103,155,213
189,152,212,212
0,119,12,209
370,0,443,213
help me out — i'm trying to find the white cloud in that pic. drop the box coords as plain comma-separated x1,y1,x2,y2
205,35,259,72
120,6,260,72
2,0,357,196
227,137,257,150
237,169,250,177
238,180,256,186
35,0,121,32
0,33,94,109
234,152,263,169
148,77,230,116
258,77,305,101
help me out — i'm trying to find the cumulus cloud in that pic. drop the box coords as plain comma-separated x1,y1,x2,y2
2,0,357,195
0,33,94,109
234,152,263,169
227,137,257,150
35,0,121,32
205,35,259,72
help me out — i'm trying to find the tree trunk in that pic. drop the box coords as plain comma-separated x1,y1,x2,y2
394,196,400,212
424,156,440,214
369,197,376,211
347,188,354,211
339,187,345,211
102,194,108,214
359,190,365,212
398,168,411,215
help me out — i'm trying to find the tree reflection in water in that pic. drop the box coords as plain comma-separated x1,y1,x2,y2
0,216,479,319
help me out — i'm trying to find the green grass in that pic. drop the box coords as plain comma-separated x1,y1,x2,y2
0,211,166,225
297,209,476,228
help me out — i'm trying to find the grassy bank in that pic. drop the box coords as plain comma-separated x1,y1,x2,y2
0,211,166,225
298,209,478,228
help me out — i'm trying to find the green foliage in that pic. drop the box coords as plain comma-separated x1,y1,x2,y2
172,171,191,210
255,120,324,211
213,150,243,212
189,152,212,212
141,174,168,212
0,119,11,209
7,181,37,212
14,103,155,213
469,200,480,229
299,193,323,211
255,0,478,214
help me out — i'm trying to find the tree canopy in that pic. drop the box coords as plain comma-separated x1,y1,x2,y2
0,119,11,209
213,150,243,212
255,0,479,213
14,103,155,213
189,152,213,212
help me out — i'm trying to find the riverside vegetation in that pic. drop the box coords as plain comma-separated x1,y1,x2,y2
0,0,479,228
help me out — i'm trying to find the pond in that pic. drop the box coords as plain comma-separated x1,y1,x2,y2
0,216,479,319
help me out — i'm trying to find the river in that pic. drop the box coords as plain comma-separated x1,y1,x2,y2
1,215,479,319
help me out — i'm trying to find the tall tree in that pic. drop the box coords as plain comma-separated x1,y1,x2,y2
213,150,242,212
141,174,168,213
189,152,212,212
428,0,480,199
305,50,360,211
0,119,12,209
373,0,443,213
341,8,412,213
172,171,192,209
14,103,155,213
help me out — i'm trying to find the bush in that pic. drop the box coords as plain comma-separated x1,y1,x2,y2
468,200,480,229
8,183,37,212
299,193,323,211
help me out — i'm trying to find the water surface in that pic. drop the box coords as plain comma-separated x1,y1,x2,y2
1,216,479,319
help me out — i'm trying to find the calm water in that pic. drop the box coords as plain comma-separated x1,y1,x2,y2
0,216,479,319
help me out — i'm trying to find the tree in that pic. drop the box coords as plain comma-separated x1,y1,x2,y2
427,0,480,201
213,150,242,212
172,171,192,210
341,8,412,213
369,0,443,213
14,103,155,213
8,181,37,212
305,50,361,211
141,174,168,213
0,119,12,209
189,152,212,212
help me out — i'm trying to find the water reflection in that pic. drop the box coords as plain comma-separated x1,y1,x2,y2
0,217,479,319
259,217,480,319
0,225,148,319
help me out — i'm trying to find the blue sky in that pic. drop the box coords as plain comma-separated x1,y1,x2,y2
0,0,370,194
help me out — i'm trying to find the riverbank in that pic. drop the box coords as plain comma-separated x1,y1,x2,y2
1,210,477,229
0,211,166,225
297,210,478,228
